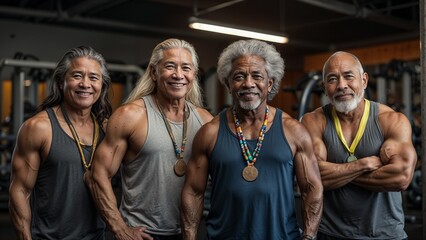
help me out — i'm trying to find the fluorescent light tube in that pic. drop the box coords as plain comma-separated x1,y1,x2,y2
189,17,288,44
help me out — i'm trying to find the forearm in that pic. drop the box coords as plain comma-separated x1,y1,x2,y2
319,161,363,190
9,192,32,240
301,183,323,236
320,157,381,190
181,193,204,240
353,163,412,191
91,178,127,235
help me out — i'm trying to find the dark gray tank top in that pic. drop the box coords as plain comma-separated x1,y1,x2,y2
320,101,406,239
30,108,105,239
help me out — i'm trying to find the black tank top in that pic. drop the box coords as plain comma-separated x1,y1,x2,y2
30,108,105,239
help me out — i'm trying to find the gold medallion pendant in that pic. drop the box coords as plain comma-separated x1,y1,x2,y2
242,166,258,182
174,159,187,177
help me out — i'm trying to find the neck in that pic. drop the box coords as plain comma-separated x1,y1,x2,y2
234,103,268,125
154,94,186,122
60,104,92,126
335,99,365,123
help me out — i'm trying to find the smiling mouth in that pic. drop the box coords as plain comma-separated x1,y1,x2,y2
238,91,258,97
76,92,93,97
168,82,187,88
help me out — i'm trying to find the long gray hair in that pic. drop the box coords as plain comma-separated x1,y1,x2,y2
37,46,112,125
217,39,285,101
125,38,203,107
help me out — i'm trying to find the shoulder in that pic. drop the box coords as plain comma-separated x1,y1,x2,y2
112,99,146,119
108,99,147,129
194,107,214,124
273,108,312,152
198,113,220,135
300,106,326,125
19,110,51,134
16,110,52,146
377,103,411,133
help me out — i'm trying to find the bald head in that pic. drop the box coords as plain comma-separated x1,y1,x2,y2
322,51,364,81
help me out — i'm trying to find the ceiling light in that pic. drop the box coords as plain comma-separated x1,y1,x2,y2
188,17,289,44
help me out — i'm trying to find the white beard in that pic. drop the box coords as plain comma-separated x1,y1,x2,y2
332,89,365,114
239,98,261,110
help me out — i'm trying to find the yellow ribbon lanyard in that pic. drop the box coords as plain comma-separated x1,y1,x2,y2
331,99,370,162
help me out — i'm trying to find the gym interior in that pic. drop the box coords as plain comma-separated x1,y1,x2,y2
0,0,423,239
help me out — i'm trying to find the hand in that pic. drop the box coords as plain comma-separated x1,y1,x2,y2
361,155,383,171
115,226,153,240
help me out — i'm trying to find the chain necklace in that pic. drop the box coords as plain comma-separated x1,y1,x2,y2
155,97,189,177
61,104,99,171
233,105,269,181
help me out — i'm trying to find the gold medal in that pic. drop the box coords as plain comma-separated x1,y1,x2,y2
347,155,358,162
155,97,189,178
174,159,186,177
242,166,258,182
332,100,370,164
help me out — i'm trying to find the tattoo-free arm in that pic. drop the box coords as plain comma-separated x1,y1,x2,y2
9,118,46,240
181,120,217,240
352,112,417,191
291,120,323,236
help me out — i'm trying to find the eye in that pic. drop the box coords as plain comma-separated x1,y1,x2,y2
344,74,355,80
327,76,337,82
165,64,175,70
252,74,264,80
73,73,83,79
182,65,192,72
233,74,245,81
90,75,100,81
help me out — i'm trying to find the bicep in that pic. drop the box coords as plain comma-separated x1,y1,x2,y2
300,113,327,162
92,118,131,180
380,113,417,167
10,123,43,194
184,124,215,195
287,120,322,191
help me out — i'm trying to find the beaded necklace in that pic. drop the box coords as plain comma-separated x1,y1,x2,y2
155,97,189,177
233,105,269,181
61,104,99,171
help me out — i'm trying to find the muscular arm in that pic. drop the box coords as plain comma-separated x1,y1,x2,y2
287,117,323,236
181,118,218,240
88,102,150,239
352,111,417,191
301,111,382,190
9,115,49,240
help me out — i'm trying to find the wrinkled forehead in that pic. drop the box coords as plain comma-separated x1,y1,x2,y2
325,53,359,73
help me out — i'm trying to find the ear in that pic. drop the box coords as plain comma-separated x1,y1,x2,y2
149,64,157,81
268,78,273,93
362,72,368,89
321,81,327,96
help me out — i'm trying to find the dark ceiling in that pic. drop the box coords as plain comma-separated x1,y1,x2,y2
0,0,420,68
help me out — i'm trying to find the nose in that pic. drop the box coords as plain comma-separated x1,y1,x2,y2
79,76,91,87
242,75,255,88
336,77,348,90
173,67,184,79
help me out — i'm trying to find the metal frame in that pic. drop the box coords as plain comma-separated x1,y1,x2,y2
0,58,144,135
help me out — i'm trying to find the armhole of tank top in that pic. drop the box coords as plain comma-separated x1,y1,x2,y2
131,96,149,160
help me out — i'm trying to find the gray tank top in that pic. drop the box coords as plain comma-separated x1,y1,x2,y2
30,108,105,239
320,101,407,239
119,95,204,235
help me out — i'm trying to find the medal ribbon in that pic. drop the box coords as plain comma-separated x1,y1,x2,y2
331,99,370,157
61,105,99,171
233,106,269,167
155,98,188,161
